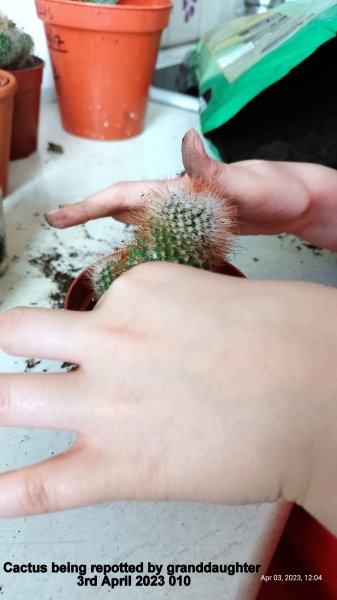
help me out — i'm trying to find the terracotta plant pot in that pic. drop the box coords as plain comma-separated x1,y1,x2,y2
8,58,44,160
0,186,8,275
64,261,246,311
0,71,17,196
35,0,172,140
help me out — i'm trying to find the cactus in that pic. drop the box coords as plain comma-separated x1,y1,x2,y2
90,178,236,299
0,13,34,69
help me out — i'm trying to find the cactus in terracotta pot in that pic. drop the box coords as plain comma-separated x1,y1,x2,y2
0,12,44,160
90,178,236,299
0,13,34,69
0,185,8,275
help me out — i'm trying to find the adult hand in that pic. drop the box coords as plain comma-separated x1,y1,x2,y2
0,263,336,535
45,129,337,251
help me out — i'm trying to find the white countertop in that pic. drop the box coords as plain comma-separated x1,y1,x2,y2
1,100,336,599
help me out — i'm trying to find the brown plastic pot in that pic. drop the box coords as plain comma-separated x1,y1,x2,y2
0,71,17,196
64,261,246,312
35,0,172,140
64,267,97,311
8,58,44,160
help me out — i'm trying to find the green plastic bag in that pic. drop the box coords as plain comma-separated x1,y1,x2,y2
191,0,337,134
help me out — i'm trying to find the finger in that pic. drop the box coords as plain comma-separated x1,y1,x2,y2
0,447,105,517
0,372,87,430
0,306,88,362
181,129,259,204
44,179,170,228
182,128,233,189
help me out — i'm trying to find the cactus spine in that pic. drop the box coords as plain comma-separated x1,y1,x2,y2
0,13,34,69
90,178,236,299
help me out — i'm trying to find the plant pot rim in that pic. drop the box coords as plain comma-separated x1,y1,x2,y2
36,0,172,11
37,0,173,10
0,70,17,98
8,58,44,100
64,260,246,312
36,0,172,31
64,267,96,311
8,57,44,74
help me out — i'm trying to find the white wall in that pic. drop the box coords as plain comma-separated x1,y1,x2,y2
0,0,55,100
161,0,244,47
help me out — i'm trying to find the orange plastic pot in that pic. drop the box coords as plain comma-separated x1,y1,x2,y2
0,71,17,197
35,0,172,140
64,261,246,312
9,58,44,160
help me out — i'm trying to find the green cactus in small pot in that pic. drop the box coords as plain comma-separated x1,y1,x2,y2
90,178,237,299
0,13,34,70
0,12,44,160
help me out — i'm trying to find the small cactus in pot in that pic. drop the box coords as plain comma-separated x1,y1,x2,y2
0,12,44,160
90,178,238,300
0,13,35,70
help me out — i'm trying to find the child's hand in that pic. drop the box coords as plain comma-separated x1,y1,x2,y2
0,263,336,535
45,129,337,251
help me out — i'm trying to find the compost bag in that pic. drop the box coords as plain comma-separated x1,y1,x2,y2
191,0,337,134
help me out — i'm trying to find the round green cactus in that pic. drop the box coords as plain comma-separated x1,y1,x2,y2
0,32,12,65
0,12,34,69
90,178,236,299
17,32,34,61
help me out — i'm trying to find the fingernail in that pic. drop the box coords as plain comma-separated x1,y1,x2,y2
44,212,52,224
44,208,58,217
44,204,66,218
189,129,205,155
44,209,61,224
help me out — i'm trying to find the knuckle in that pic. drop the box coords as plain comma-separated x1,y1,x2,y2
98,262,160,331
210,159,225,181
112,261,149,290
130,260,164,279
0,307,26,351
76,200,91,223
106,267,144,318
209,160,231,190
96,261,167,325
19,476,54,515
0,379,11,425
109,267,135,296
117,261,165,292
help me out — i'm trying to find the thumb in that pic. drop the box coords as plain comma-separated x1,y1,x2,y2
181,129,232,193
